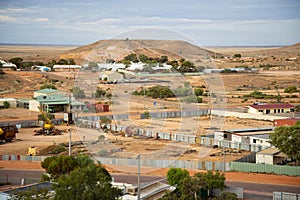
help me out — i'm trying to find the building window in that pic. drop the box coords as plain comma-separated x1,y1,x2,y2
258,110,263,113
278,109,280,113
290,108,295,112
253,139,256,143
274,109,276,113
266,109,270,114
281,109,284,113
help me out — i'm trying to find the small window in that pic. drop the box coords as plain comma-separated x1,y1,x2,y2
274,109,276,113
281,109,284,113
253,139,256,143
290,108,295,112
258,110,263,113
278,109,280,113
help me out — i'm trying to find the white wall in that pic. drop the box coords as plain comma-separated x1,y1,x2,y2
232,134,242,143
256,154,273,164
29,100,40,111
247,106,260,114
249,136,271,147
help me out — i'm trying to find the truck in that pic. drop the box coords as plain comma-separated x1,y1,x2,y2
0,125,18,144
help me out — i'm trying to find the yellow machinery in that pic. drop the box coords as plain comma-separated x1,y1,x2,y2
38,106,54,131
27,146,39,156
35,106,63,136
0,125,18,143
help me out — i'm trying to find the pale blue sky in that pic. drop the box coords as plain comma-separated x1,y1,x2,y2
0,0,299,46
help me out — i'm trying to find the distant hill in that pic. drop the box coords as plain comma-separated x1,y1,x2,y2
60,39,218,63
277,42,300,54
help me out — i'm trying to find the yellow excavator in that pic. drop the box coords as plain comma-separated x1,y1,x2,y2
34,106,62,135
38,106,54,131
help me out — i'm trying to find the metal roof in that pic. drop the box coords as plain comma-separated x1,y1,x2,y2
225,126,274,133
257,147,280,155
249,103,294,110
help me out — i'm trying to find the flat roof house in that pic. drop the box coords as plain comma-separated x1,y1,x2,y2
247,103,295,115
256,147,288,165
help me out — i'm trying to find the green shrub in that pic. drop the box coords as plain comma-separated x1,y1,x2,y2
49,146,66,154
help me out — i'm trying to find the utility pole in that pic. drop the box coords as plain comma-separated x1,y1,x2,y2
223,136,225,172
137,154,141,200
68,129,71,156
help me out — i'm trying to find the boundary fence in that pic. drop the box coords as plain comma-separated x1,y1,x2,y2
230,162,300,176
273,192,300,200
1,155,299,176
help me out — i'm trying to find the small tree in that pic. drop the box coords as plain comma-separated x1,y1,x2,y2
233,54,241,58
269,122,300,164
3,101,10,108
9,57,23,68
54,164,122,200
95,87,106,98
72,86,86,98
284,86,298,94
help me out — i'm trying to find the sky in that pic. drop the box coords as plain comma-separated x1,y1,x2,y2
0,0,300,46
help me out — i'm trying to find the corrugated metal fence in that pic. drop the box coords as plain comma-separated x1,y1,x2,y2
96,157,230,171
230,162,300,176
273,192,300,200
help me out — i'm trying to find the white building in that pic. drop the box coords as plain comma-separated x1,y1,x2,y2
53,65,82,71
247,103,295,115
0,60,16,69
99,71,124,82
249,134,271,147
256,147,288,165
0,98,17,108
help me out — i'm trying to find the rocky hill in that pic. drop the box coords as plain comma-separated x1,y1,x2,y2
60,39,217,64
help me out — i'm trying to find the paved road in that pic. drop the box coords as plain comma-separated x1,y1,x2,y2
1,169,299,199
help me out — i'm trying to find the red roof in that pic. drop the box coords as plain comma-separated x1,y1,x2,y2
249,103,294,109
